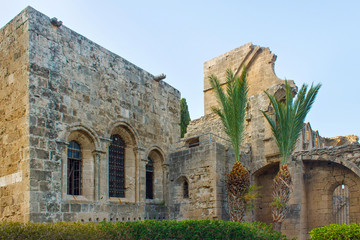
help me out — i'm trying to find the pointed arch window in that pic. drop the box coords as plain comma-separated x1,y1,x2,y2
333,184,350,224
109,134,125,198
146,157,154,199
67,141,81,195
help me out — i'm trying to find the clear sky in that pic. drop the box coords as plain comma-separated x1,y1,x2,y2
1,1,359,138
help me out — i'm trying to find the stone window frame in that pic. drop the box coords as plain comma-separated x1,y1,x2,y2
107,123,138,203
62,127,99,203
145,148,165,203
174,176,190,202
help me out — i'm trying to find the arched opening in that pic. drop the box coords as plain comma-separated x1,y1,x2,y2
333,184,350,224
253,162,279,224
146,157,154,199
67,141,81,195
147,149,165,201
63,129,96,201
109,134,126,198
174,176,190,202
304,160,360,230
108,124,138,202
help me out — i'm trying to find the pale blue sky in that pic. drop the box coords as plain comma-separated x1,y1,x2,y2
1,1,359,138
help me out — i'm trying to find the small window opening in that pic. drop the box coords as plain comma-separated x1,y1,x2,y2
186,137,200,148
183,181,189,199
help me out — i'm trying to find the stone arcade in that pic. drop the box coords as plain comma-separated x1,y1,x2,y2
1,7,359,240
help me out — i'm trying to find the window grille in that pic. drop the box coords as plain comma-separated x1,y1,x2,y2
333,184,350,224
67,141,81,195
109,134,125,198
183,180,189,199
146,157,154,199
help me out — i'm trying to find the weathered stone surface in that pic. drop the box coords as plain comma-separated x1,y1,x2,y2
323,134,359,147
2,6,360,240
0,6,30,222
1,6,180,222
168,142,237,220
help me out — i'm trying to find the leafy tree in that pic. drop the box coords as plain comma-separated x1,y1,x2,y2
209,68,251,221
180,98,191,138
262,81,321,231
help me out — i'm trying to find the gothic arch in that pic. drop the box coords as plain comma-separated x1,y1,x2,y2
175,176,190,200
107,121,139,203
63,123,101,150
107,120,139,147
146,147,166,201
62,124,98,202
145,146,166,162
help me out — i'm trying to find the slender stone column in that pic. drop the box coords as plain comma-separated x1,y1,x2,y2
92,150,105,201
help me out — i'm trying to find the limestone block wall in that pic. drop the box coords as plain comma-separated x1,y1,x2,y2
0,9,30,221
19,7,180,222
203,43,284,115
168,142,234,220
303,161,360,235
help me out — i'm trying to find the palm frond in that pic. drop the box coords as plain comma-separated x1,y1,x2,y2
209,68,248,162
263,81,321,165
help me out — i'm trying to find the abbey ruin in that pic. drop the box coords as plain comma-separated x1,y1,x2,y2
1,6,359,240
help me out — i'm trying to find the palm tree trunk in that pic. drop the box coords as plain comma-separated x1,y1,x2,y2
227,161,250,222
274,222,282,232
272,164,292,229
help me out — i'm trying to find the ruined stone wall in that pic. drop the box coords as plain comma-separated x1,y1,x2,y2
322,135,359,147
0,9,30,222
203,43,284,115
24,7,180,222
168,142,235,220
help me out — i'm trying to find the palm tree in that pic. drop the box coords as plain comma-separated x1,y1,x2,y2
209,68,250,221
262,81,321,231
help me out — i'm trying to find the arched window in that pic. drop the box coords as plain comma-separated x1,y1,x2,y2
109,134,125,198
183,180,189,199
146,157,154,199
67,141,81,195
333,184,350,224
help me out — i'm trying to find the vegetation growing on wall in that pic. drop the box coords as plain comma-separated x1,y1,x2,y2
180,98,191,138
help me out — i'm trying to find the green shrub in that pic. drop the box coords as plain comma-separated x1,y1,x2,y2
309,223,360,240
0,220,289,240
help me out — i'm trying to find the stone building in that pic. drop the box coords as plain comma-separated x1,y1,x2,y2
0,6,180,223
1,6,360,240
